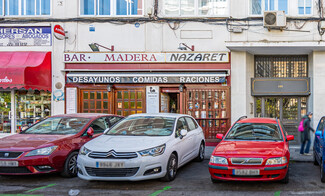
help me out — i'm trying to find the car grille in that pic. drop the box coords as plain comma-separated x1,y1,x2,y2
85,167,139,177
0,151,23,159
231,158,263,165
88,150,138,159
0,167,32,174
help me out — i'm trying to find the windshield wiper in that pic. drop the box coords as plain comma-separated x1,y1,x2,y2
254,137,280,141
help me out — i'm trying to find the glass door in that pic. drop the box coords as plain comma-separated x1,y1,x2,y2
0,92,11,133
115,89,145,116
255,97,307,144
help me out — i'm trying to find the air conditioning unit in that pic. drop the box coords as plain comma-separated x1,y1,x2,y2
263,11,286,28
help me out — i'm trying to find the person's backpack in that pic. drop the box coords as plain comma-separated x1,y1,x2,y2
298,118,305,132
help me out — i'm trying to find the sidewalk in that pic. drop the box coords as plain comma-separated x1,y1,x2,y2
0,133,314,162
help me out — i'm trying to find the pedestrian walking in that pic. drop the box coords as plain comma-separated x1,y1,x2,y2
300,112,315,155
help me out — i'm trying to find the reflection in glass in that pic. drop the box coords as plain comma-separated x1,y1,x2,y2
117,91,122,99
83,92,89,99
90,92,95,99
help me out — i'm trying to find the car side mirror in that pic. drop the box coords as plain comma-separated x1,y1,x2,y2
180,129,187,139
286,135,294,141
87,127,94,138
216,134,224,140
316,131,322,137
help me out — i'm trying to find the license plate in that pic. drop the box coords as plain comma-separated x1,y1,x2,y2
96,161,124,168
0,161,18,167
233,169,259,176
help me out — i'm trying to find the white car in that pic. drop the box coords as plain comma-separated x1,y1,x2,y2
77,113,205,181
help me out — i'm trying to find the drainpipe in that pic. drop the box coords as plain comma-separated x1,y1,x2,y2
10,90,16,134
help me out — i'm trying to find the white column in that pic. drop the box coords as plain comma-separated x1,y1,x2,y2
230,51,254,124
10,90,16,134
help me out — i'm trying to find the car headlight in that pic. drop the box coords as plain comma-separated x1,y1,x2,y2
266,157,287,165
138,144,166,157
210,156,228,165
25,146,58,157
79,146,92,155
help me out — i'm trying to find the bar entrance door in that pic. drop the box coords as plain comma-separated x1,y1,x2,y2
255,97,307,144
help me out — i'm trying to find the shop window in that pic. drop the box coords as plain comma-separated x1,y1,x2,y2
116,89,145,116
80,0,143,16
0,92,11,133
255,56,308,78
82,90,110,114
250,0,287,15
164,0,228,16
186,88,230,139
16,90,51,132
0,0,51,16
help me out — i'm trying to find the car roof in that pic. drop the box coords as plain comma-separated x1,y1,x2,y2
237,117,278,124
127,113,192,118
49,113,122,119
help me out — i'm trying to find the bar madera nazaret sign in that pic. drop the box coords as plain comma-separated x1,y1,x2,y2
63,52,229,63
67,73,227,84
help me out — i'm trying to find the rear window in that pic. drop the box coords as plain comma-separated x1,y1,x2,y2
225,123,283,141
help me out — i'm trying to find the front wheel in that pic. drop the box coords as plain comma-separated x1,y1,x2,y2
321,159,325,183
195,142,205,162
161,154,178,182
314,150,319,166
280,167,289,184
61,151,78,178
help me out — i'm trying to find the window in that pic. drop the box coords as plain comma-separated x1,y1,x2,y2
255,56,308,78
185,117,198,131
250,0,287,15
1,0,51,16
164,0,228,16
80,0,143,16
89,117,109,134
108,116,123,126
298,0,311,15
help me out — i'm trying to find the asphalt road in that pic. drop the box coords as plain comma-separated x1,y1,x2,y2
0,160,324,196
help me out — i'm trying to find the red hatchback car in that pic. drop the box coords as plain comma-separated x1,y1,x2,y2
0,113,123,177
209,117,294,183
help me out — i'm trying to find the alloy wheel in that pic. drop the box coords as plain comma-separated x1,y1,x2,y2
68,154,78,175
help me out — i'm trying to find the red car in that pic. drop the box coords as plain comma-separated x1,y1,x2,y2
0,113,123,177
209,117,294,183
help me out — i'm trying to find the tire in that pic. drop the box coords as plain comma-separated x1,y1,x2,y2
195,142,205,162
314,150,319,166
321,159,325,183
161,154,178,182
211,177,221,183
61,151,78,178
280,167,289,184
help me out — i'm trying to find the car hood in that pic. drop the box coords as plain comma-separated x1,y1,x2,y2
0,134,72,151
213,140,286,157
84,135,170,152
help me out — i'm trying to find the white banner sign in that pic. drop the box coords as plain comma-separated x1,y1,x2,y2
63,52,229,63
0,26,51,47
146,86,159,113
66,88,77,114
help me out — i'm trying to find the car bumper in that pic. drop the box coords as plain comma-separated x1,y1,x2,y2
77,153,169,181
208,163,288,182
0,156,62,175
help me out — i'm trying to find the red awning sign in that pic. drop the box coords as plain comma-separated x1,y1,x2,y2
0,52,52,91
53,25,65,40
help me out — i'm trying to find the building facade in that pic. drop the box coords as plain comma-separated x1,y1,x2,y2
0,0,323,143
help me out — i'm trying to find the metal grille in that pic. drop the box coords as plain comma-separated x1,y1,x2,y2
0,151,23,159
255,56,307,78
88,150,138,159
231,158,263,165
85,167,139,177
0,167,32,174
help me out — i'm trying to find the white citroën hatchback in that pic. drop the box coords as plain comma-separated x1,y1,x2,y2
77,113,205,181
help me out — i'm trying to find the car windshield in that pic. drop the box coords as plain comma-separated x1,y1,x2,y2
22,117,90,135
225,123,283,141
106,116,175,136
